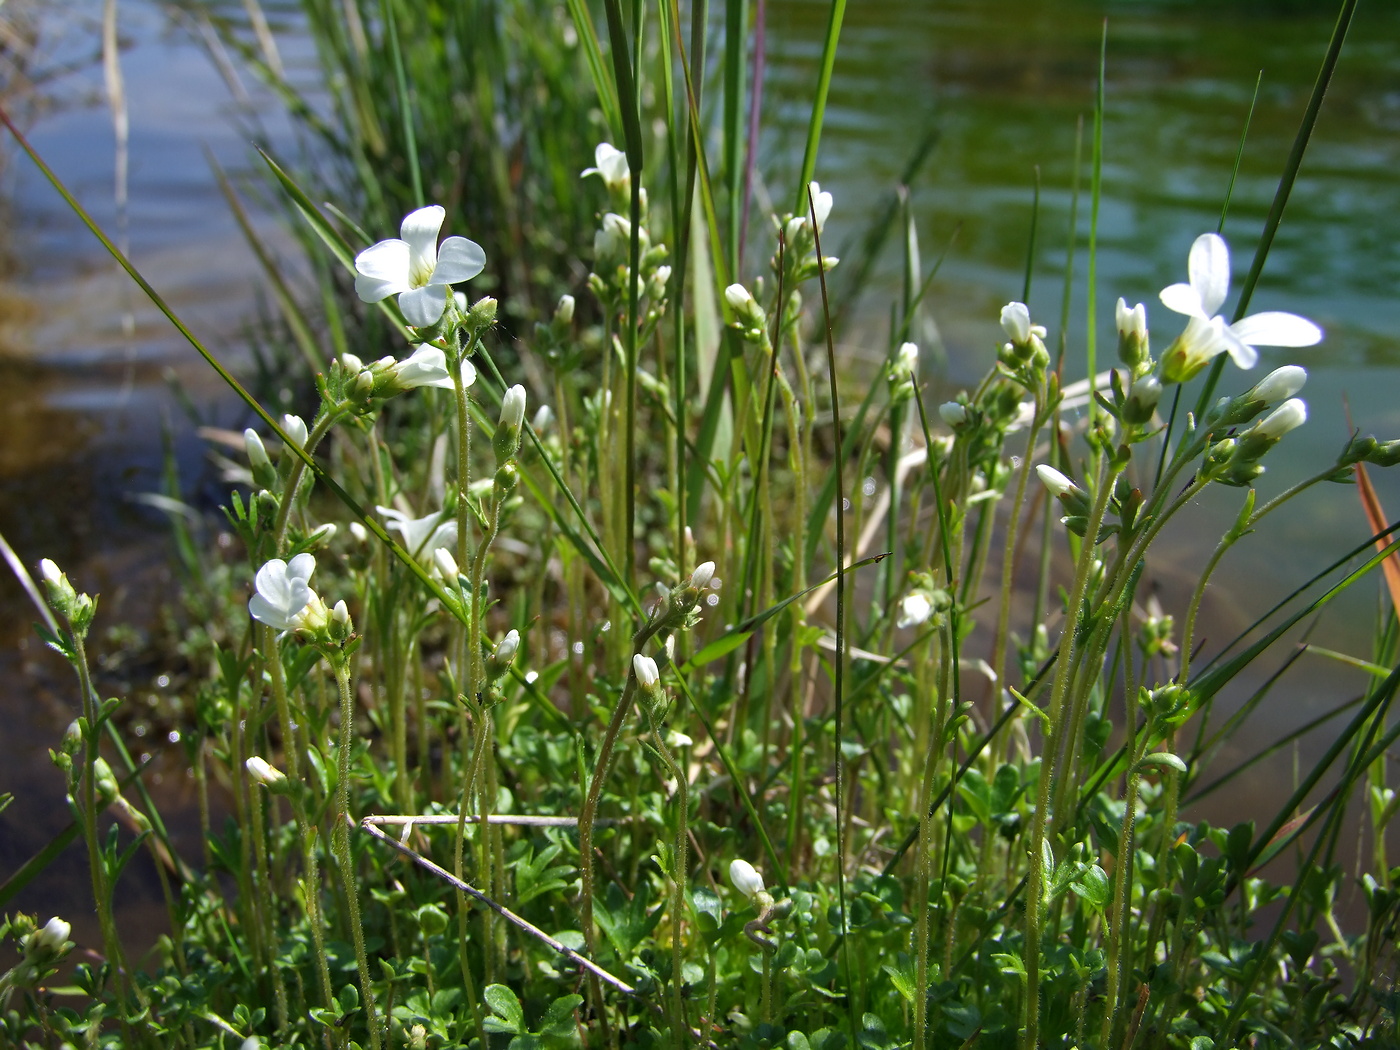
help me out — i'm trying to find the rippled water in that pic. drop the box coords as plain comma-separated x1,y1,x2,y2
2,0,1396,932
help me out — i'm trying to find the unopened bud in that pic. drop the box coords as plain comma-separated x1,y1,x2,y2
1123,375,1162,425
244,429,276,487
246,756,288,791
29,916,71,956
729,859,765,900
281,414,308,450
554,294,575,327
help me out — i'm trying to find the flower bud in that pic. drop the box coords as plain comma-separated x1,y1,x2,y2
1036,464,1090,518
244,429,277,488
897,593,933,629
281,414,308,450
554,294,575,327
1123,375,1162,425
632,653,660,691
432,547,460,583
939,402,968,428
1116,298,1149,371
1255,397,1307,441
467,296,498,329
497,630,520,665
1000,302,1049,365
1251,365,1308,404
729,859,765,900
493,385,527,463
29,916,71,956
246,756,288,791
688,561,715,591
895,342,919,378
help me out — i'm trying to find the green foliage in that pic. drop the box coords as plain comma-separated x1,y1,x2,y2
3,0,1398,1048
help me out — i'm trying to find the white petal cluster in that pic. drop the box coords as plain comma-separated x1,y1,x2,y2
248,554,323,633
354,206,487,328
1159,233,1320,380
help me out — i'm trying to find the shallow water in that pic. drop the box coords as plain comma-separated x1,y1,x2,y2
1,0,1396,937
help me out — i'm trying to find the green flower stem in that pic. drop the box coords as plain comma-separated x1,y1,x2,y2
643,702,690,1048
261,625,301,783
270,407,346,554
467,485,505,977
579,623,663,1025
71,632,145,1036
912,627,953,1050
1101,683,1153,1048
1022,456,1119,1050
330,657,382,1050
286,791,337,1035
991,394,1048,696
246,783,289,1032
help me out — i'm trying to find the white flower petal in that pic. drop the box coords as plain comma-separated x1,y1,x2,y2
1218,327,1258,370
399,285,450,327
399,205,445,276
1229,311,1322,349
460,357,477,388
355,239,410,282
249,592,291,630
432,237,487,284
1159,282,1206,319
1188,233,1231,317
286,552,317,583
394,346,453,389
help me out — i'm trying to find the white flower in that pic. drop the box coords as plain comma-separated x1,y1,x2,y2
729,859,765,900
378,506,457,562
281,414,308,449
248,554,319,632
632,653,660,689
39,558,62,585
391,345,477,390
897,593,934,629
1254,397,1307,440
1158,233,1321,380
581,142,630,192
354,205,487,327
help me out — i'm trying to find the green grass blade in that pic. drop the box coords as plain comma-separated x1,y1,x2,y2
379,0,423,208
793,0,846,212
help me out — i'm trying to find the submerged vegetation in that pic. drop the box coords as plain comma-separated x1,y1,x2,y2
2,0,1397,1048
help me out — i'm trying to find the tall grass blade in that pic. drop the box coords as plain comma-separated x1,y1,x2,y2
794,0,846,212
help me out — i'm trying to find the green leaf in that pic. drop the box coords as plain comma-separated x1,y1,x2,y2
539,994,583,1037
1070,865,1111,911
483,984,525,1034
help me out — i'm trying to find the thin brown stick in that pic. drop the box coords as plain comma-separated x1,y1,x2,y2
359,819,635,997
